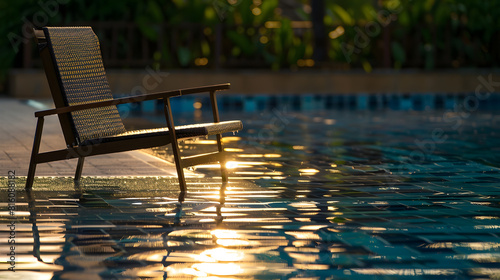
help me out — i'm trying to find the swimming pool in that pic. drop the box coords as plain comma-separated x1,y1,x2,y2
2,95,500,279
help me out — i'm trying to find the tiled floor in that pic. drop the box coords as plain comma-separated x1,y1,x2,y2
0,98,193,178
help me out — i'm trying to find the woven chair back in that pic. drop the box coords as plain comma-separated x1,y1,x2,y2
43,27,125,143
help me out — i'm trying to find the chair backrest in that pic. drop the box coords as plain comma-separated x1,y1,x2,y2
37,26,125,145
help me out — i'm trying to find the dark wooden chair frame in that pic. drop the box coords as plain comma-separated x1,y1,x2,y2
26,28,240,202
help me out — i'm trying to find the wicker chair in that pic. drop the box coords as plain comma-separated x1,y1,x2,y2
26,27,242,202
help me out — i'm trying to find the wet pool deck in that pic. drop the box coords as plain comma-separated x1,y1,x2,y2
0,98,194,179
2,98,500,279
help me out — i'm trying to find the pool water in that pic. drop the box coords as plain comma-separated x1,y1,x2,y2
2,107,500,279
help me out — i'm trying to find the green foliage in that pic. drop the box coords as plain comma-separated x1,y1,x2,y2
331,0,500,69
1,0,500,93
227,29,255,56
331,4,354,26
391,41,405,69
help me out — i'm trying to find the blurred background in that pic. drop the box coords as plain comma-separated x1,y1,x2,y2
1,0,500,96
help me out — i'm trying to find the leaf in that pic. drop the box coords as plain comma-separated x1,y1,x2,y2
177,47,191,67
226,30,254,55
201,41,210,57
391,41,406,66
136,15,158,41
204,6,218,23
362,59,372,73
279,19,293,48
146,1,164,22
254,0,278,24
235,0,253,25
424,0,435,11
331,4,354,26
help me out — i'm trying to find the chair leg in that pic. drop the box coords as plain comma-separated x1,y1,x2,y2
26,158,38,190
216,134,229,183
163,98,187,202
26,117,44,190
171,140,187,202
210,91,229,183
74,157,85,182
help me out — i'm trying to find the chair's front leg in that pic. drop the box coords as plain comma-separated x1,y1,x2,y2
26,117,45,190
163,98,187,201
74,157,85,182
216,131,228,183
209,91,221,123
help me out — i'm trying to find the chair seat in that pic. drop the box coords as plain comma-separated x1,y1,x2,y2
80,120,243,146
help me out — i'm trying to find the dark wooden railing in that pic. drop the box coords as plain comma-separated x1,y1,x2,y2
22,21,497,70
22,21,316,70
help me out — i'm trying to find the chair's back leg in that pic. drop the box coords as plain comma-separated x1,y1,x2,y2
210,91,229,183
26,117,45,190
216,133,229,183
74,157,85,182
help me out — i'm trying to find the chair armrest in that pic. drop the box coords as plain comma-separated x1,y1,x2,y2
178,83,230,96
160,83,231,134
177,83,230,124
34,83,231,118
34,89,182,117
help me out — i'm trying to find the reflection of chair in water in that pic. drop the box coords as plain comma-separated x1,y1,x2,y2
27,189,45,263
27,189,67,265
27,189,99,267
27,188,124,277
26,27,242,201
170,181,227,226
